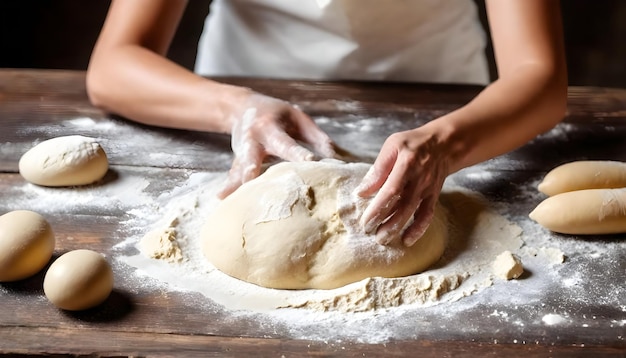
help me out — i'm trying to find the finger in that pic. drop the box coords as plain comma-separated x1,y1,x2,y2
354,147,398,198
293,110,337,158
361,191,402,235
360,156,408,233
402,195,437,247
375,196,422,246
218,143,264,199
310,134,337,159
218,160,244,199
265,125,316,162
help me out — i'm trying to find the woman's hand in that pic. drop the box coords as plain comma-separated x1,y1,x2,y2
219,93,337,198
355,128,450,247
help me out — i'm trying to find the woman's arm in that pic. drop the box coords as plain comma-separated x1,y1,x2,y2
87,0,247,133
358,0,567,246
87,0,335,194
440,0,568,172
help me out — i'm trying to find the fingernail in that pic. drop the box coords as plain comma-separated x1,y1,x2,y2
376,230,393,245
355,167,376,196
403,235,420,247
354,180,372,197
293,146,315,161
360,206,379,233
363,220,376,235
403,224,428,247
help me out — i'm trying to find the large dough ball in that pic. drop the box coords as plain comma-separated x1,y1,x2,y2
44,249,114,311
538,160,626,196
202,161,448,290
19,135,109,187
0,210,55,282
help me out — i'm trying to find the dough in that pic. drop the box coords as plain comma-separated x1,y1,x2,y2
140,226,183,263
201,160,448,290
529,188,626,234
19,135,109,186
492,251,523,280
43,249,114,311
0,210,55,282
538,160,626,196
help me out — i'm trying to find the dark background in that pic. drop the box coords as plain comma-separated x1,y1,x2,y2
1,0,625,88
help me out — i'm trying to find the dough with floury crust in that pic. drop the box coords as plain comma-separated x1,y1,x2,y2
19,135,108,187
0,210,55,282
492,251,523,280
538,160,626,196
529,188,626,234
201,160,448,290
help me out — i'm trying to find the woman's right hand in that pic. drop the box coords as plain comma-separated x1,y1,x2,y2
218,93,337,198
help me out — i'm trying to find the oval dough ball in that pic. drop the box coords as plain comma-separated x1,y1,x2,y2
202,160,448,290
538,160,626,196
529,188,626,234
19,135,109,187
44,249,114,311
0,210,55,282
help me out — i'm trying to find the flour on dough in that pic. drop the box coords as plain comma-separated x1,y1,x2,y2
19,135,109,187
201,160,448,290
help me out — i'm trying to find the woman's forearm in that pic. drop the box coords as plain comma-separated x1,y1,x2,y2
86,44,250,134
429,63,567,175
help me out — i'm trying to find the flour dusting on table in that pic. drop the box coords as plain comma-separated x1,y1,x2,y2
113,168,532,315
4,116,624,344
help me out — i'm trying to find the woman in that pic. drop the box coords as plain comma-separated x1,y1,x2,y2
86,0,567,247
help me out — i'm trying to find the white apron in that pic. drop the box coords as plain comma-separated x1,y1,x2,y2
195,0,489,84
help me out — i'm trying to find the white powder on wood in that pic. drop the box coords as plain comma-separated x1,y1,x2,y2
6,116,623,344
118,172,527,313
140,225,183,263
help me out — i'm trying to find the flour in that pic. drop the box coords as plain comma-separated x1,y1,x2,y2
3,171,152,215
253,171,307,223
104,161,623,343
116,169,525,313
139,225,183,263
542,313,569,326
4,116,624,345
533,122,578,141
31,136,101,169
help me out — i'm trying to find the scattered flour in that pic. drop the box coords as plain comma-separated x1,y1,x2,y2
542,313,569,326
3,116,624,344
140,225,183,263
115,171,529,313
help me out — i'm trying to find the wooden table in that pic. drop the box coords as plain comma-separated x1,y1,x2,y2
1,69,625,357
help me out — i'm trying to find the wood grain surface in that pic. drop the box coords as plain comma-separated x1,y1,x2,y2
0,69,625,357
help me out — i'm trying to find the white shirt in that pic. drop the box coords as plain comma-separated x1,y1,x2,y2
195,0,489,85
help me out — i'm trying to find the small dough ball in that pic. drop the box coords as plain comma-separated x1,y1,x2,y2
529,188,626,235
538,160,626,196
19,135,108,187
0,210,55,282
44,249,114,311
492,251,523,280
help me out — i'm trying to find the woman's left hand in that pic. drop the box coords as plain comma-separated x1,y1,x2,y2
354,128,450,247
